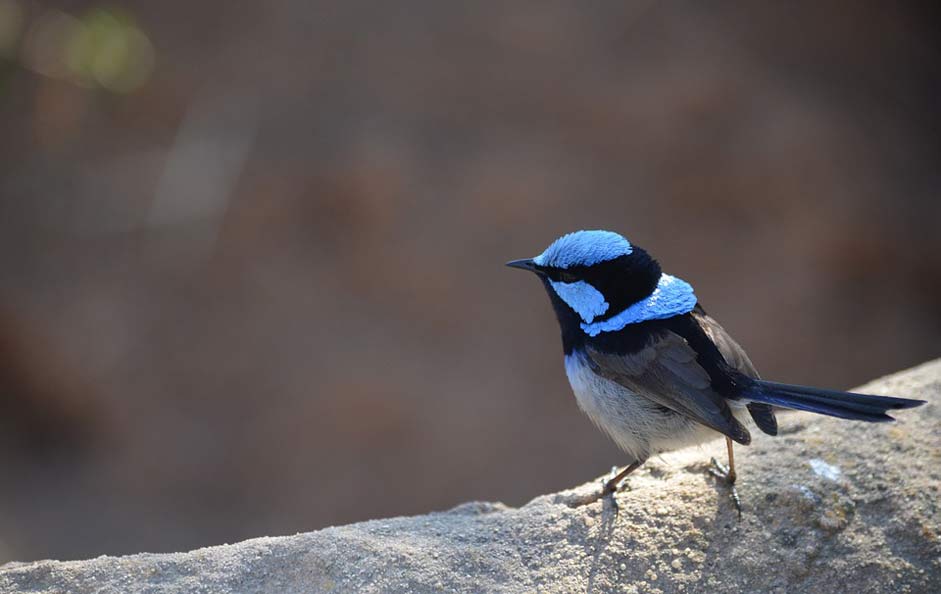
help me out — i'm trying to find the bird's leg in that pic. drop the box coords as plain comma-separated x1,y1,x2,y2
709,437,742,515
575,460,643,512
602,462,640,496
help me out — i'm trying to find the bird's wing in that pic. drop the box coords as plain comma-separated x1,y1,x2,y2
584,330,752,445
691,309,759,378
691,308,778,435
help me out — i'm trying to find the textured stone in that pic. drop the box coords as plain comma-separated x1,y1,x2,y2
2,360,939,594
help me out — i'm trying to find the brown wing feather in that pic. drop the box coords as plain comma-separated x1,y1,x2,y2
692,310,759,378
692,310,778,435
584,330,752,445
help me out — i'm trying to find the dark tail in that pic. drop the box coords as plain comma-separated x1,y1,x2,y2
742,379,925,423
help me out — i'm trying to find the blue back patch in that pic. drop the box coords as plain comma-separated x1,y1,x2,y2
580,274,697,336
549,280,609,324
533,230,632,270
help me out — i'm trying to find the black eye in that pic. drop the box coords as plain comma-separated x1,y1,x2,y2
558,270,578,283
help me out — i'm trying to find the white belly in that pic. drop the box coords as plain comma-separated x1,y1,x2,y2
564,352,733,461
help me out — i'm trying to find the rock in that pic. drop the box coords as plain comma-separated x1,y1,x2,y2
2,360,939,594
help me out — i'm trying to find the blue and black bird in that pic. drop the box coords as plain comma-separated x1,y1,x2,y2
507,230,924,510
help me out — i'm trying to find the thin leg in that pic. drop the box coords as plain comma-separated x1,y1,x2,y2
575,460,643,511
602,461,642,496
726,437,737,484
709,437,742,515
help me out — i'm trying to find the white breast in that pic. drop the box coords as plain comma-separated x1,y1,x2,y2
563,352,726,462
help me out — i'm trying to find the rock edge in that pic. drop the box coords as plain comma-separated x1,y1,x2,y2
2,360,940,594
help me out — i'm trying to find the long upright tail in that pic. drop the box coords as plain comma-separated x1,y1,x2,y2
742,379,925,422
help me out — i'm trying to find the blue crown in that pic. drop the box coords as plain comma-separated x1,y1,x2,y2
532,230,633,269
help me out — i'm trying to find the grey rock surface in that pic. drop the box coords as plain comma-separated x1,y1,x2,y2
2,360,940,594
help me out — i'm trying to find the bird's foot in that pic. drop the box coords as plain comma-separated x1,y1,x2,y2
709,457,742,516
570,466,629,511
599,465,631,514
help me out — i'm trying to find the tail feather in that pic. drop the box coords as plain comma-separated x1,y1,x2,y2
747,402,778,435
743,380,925,423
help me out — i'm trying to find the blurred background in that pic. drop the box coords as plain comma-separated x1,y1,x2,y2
0,0,939,562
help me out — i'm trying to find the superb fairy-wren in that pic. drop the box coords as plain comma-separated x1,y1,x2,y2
508,230,924,511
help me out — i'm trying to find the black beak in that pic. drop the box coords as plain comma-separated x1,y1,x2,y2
506,258,538,272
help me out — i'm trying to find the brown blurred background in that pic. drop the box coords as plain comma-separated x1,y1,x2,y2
0,0,939,562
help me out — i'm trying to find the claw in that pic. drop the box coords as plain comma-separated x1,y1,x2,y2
709,457,742,516
599,474,621,514
609,491,620,515
597,480,618,514
709,457,730,479
575,461,643,511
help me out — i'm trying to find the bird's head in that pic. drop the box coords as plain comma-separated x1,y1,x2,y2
507,230,663,326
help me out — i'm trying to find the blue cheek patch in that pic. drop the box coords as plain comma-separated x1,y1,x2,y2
580,274,697,336
550,280,609,324
533,230,632,269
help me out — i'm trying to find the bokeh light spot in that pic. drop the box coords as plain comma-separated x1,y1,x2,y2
67,9,154,93
19,6,153,92
22,9,81,80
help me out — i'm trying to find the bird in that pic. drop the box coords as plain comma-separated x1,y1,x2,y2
507,230,924,512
